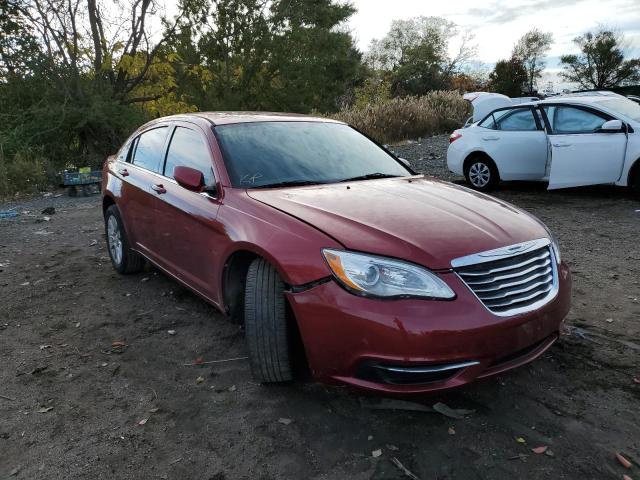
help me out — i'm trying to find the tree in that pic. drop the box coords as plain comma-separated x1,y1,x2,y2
489,57,527,97
363,16,477,96
513,29,553,94
560,30,640,89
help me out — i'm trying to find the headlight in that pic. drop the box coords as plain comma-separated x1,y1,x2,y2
322,249,455,299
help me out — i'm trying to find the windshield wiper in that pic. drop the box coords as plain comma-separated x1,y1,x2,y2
337,173,402,183
250,180,325,189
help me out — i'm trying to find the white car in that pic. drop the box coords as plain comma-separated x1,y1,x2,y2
447,92,640,192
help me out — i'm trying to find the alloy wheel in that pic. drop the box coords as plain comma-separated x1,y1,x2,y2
469,162,491,188
107,215,123,266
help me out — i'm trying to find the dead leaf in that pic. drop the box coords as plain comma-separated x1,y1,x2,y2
37,406,53,413
433,402,474,419
616,452,632,469
196,376,205,384
278,418,293,425
371,449,382,458
112,340,126,347
516,437,526,444
448,426,456,435
532,446,548,454
138,418,148,426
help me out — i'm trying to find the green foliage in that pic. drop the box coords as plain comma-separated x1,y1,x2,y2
332,91,470,144
0,147,48,197
489,58,527,97
354,78,393,108
560,30,640,89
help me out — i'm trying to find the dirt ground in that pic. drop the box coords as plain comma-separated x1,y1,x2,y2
1,145,639,480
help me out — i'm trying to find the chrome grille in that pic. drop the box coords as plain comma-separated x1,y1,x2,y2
452,239,558,316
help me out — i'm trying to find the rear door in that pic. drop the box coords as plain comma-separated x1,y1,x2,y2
151,122,225,301
476,106,548,180
120,125,170,259
544,105,627,189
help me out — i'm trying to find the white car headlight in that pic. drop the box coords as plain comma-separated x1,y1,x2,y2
322,249,455,299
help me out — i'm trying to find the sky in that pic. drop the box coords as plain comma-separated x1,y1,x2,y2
345,0,640,91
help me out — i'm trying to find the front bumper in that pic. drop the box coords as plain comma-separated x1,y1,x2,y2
286,262,571,394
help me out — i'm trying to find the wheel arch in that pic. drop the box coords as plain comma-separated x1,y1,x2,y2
463,151,498,174
102,194,116,216
627,158,640,188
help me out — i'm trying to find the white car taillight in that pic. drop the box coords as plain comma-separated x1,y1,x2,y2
449,132,462,143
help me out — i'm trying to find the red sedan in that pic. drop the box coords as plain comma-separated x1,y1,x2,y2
102,113,571,394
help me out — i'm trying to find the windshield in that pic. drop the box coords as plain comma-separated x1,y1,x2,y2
214,121,411,188
595,98,640,122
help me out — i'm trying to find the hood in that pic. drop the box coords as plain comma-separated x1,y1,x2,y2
247,176,549,270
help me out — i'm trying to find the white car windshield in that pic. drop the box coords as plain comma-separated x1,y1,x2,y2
595,98,640,122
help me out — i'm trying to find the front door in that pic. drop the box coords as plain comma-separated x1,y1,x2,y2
151,123,225,302
544,105,628,189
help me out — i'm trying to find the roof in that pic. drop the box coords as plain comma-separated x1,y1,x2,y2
163,111,343,126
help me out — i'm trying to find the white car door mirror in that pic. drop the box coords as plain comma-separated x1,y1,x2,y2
599,119,623,132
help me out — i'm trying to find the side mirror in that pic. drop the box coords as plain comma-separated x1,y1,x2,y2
398,157,411,168
599,119,623,132
174,166,204,191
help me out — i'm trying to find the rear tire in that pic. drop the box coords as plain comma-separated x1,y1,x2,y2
464,156,499,191
244,258,293,383
632,166,640,196
104,205,145,274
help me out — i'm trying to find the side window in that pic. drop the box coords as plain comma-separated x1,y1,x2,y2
478,114,497,129
116,138,132,163
131,127,168,173
548,106,607,134
495,108,538,131
164,127,215,186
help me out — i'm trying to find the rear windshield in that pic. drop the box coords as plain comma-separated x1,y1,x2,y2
595,98,640,122
214,121,410,188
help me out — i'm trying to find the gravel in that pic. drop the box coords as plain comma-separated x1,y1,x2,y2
390,134,458,181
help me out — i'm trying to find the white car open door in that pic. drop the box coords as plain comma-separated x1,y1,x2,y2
545,105,627,189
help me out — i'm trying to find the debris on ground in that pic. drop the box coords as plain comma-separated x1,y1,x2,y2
41,207,56,215
448,426,456,435
390,457,420,480
371,449,382,458
432,402,474,419
0,210,19,218
9,466,21,477
37,406,54,413
228,385,237,392
616,452,632,469
532,446,548,454
168,330,176,335
278,418,293,425
516,437,526,444
184,356,248,366
196,376,205,384
0,394,16,401
137,418,148,426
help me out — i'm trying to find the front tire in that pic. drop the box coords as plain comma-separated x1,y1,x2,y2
244,258,293,383
104,205,145,274
465,157,499,191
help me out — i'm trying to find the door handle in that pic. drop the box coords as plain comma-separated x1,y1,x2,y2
482,136,499,141
552,143,571,148
118,168,129,177
151,184,166,194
